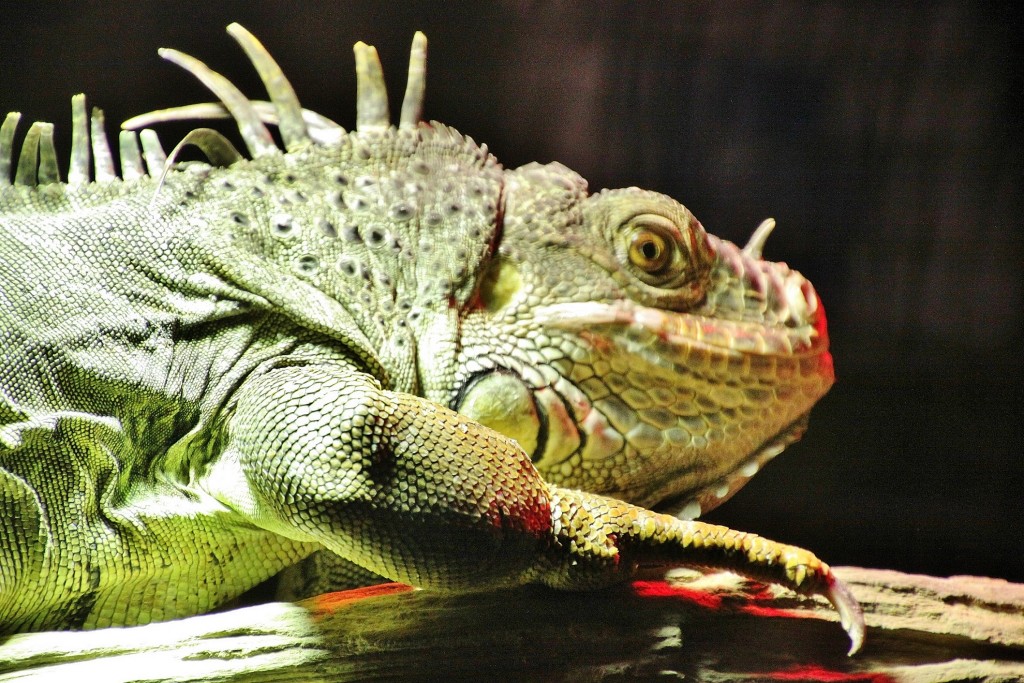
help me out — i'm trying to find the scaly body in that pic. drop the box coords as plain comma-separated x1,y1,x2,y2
0,25,862,652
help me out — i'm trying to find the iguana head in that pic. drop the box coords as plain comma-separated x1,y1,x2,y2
106,25,831,518
454,163,833,516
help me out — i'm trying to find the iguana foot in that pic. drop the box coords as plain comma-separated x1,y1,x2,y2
533,488,865,655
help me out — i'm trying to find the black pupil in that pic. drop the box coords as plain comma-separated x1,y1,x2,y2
641,239,661,260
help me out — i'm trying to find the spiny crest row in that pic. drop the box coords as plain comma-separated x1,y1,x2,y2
0,23,429,189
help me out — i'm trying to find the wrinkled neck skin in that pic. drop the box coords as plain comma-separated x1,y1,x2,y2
450,162,833,519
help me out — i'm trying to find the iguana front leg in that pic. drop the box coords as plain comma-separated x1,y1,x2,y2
209,359,863,654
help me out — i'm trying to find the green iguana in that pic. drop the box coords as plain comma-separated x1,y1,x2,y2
0,25,864,653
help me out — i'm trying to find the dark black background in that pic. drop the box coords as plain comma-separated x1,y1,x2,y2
2,3,1020,581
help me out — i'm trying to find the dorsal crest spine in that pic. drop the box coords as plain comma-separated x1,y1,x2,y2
0,24,431,188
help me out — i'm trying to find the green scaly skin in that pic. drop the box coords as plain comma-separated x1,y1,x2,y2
0,25,863,653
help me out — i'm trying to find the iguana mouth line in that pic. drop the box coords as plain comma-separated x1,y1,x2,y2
530,301,827,358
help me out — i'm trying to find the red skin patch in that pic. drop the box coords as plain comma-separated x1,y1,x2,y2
740,583,816,621
632,579,724,610
763,666,893,682
303,582,415,616
632,579,812,620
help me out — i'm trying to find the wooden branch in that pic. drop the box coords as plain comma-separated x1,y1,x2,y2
1,567,1022,682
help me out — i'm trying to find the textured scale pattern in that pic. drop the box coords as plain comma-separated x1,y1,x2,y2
0,25,863,652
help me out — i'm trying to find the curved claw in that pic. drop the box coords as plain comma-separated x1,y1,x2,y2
826,574,866,656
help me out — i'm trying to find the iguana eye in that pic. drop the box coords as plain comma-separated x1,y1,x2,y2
623,216,685,286
628,229,671,273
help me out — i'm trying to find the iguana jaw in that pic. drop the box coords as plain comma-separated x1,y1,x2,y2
654,412,811,519
526,289,832,511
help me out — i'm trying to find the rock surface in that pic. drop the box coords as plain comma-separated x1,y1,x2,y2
1,567,1022,682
